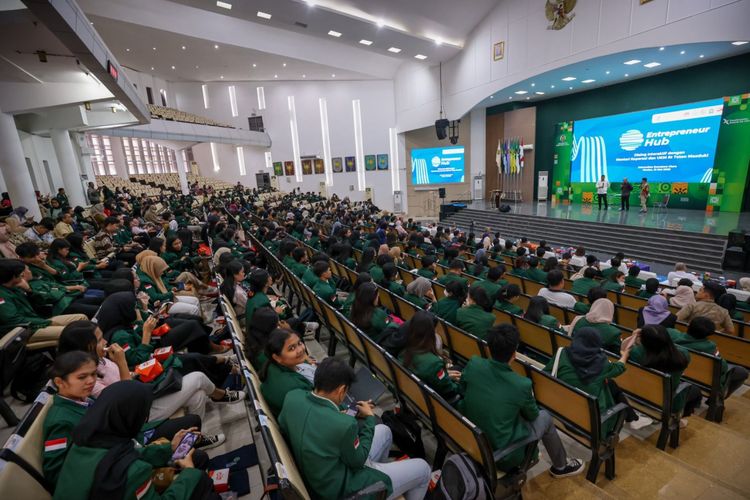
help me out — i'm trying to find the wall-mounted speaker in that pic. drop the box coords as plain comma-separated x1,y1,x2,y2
435,119,449,140
438,187,446,199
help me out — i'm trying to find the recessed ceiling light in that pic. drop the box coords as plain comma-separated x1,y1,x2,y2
624,73,629,77
605,70,610,74
535,91,545,95
171,65,176,70
531,83,535,87
305,0,315,6
680,50,686,54
152,47,157,51
376,19,384,28
561,76,576,81
214,44,219,49
359,39,373,46
732,41,749,45
220,75,224,79
282,63,287,67
125,48,130,52
331,73,336,77
274,74,278,78
434,38,442,46
414,54,427,60
328,30,342,37
508,96,512,100
195,65,199,69
257,11,271,19
643,62,661,68
582,79,595,83
569,86,573,90
624,59,641,65
490,95,494,99
388,47,401,53
659,46,665,51
216,1,232,9
252,63,257,68
551,85,555,88
526,97,530,100
150,66,154,70
514,90,528,95
699,54,705,58
302,74,306,78
181,45,186,50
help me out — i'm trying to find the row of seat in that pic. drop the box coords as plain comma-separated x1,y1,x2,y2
148,104,234,128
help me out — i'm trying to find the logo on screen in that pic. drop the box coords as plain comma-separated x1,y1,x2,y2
431,156,441,167
619,130,644,151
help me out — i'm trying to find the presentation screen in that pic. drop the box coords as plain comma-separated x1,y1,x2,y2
411,146,465,185
570,98,724,184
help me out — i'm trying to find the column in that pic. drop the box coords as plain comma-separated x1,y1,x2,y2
50,129,86,207
0,109,42,220
71,132,96,188
469,107,486,200
175,149,189,195
109,136,129,181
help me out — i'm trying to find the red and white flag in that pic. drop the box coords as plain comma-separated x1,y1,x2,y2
44,437,67,452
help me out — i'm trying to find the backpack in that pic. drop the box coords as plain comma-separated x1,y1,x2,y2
380,409,426,459
433,453,493,500
10,350,54,403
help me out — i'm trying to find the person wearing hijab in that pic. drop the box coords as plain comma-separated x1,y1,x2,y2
53,380,218,500
403,277,435,309
137,255,202,317
568,298,621,352
637,295,677,328
669,285,696,309
5,206,28,233
544,327,646,435
0,222,18,258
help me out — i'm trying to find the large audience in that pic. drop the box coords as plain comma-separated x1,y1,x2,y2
0,181,748,499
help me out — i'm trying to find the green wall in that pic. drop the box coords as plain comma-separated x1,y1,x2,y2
487,52,750,209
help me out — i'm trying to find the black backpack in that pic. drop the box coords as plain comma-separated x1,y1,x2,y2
380,409,426,459
433,453,493,500
10,350,53,403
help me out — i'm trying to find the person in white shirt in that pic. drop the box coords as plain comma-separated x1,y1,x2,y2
538,270,577,309
596,175,610,210
23,218,55,246
667,262,699,285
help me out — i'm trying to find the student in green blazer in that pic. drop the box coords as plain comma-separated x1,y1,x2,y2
350,282,393,343
341,272,372,317
525,257,548,284
46,238,88,284
524,296,562,332
416,256,437,280
246,268,285,325
624,266,646,288
670,316,748,398
430,280,467,325
456,287,496,340
544,327,632,437
399,311,460,400
279,358,430,500
628,325,701,420
459,324,585,476
260,329,315,417
569,298,622,352
53,380,213,500
601,258,621,280
403,277,435,309
508,256,529,279
162,236,193,273
471,265,507,304
436,259,468,287
289,247,310,278
312,261,339,308
571,267,600,296
379,263,405,297
495,284,524,315
602,272,625,292
637,278,660,299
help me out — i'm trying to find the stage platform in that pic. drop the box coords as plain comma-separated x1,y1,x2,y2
441,201,750,275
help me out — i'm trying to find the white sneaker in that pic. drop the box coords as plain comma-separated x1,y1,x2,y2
304,321,320,339
629,415,653,430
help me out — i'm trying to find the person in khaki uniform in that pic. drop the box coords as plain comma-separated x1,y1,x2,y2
279,358,431,500
675,281,735,334
0,259,86,346
458,324,585,477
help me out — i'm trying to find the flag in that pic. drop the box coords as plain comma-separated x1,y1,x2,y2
496,139,502,172
519,138,524,172
510,139,516,174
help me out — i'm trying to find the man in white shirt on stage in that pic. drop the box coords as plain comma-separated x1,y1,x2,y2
596,175,610,210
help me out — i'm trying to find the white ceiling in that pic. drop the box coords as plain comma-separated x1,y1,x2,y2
88,15,375,82
167,0,501,62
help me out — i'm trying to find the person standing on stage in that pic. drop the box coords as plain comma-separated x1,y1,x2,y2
596,175,609,210
620,178,633,211
639,177,650,213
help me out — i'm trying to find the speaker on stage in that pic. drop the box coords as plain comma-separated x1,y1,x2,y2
499,204,511,213
435,119,449,140
723,247,747,271
438,188,446,199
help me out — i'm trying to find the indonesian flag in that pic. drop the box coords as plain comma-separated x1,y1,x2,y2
437,368,446,380
44,438,67,452
519,138,525,171
136,479,152,499
353,437,360,449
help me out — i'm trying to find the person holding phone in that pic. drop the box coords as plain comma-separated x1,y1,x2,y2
53,381,219,500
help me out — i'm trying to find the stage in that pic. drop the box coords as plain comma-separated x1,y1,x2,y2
440,201,750,276
463,200,749,237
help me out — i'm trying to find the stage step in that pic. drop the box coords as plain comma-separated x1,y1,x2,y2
442,209,728,274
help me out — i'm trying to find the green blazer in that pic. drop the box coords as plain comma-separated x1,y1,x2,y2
456,304,496,339
27,276,75,316
245,291,271,325
278,390,392,499
572,277,599,296
495,300,524,316
136,271,173,306
163,250,190,272
526,268,548,284
458,357,538,471
637,290,656,299
313,279,338,308
53,443,203,500
436,274,467,287
602,281,624,292
668,330,728,386
47,258,86,284
624,276,646,288
601,267,618,280
471,280,501,303
302,268,319,288
290,261,308,278
368,265,384,284
261,363,314,417
416,268,436,280
537,314,561,331
629,344,691,411
360,308,391,343
0,285,52,332
543,351,625,436
399,351,458,400
572,317,622,352
385,281,405,297
403,293,428,309
430,297,462,325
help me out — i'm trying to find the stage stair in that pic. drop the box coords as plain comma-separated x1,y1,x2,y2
441,208,728,274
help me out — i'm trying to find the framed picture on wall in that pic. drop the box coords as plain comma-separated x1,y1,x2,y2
272,162,283,176
493,41,505,61
376,154,389,170
313,158,325,174
332,157,343,173
284,161,295,176
365,155,376,171
345,156,356,172
302,159,313,175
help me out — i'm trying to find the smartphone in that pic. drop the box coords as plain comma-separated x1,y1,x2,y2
171,432,198,461
175,282,185,291
344,402,359,417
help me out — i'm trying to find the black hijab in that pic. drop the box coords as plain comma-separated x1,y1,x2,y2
95,291,137,340
565,327,607,383
71,381,153,500
111,268,135,282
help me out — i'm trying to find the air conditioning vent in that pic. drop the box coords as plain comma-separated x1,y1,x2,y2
294,21,307,28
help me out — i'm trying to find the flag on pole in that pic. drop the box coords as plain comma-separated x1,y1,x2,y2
496,139,503,173
519,138,524,172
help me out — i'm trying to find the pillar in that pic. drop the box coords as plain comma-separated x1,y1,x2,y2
0,109,42,220
175,149,189,195
109,136,130,181
470,107,486,200
50,129,86,207
71,132,97,189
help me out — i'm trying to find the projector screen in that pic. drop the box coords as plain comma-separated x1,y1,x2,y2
570,98,724,184
411,146,465,185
